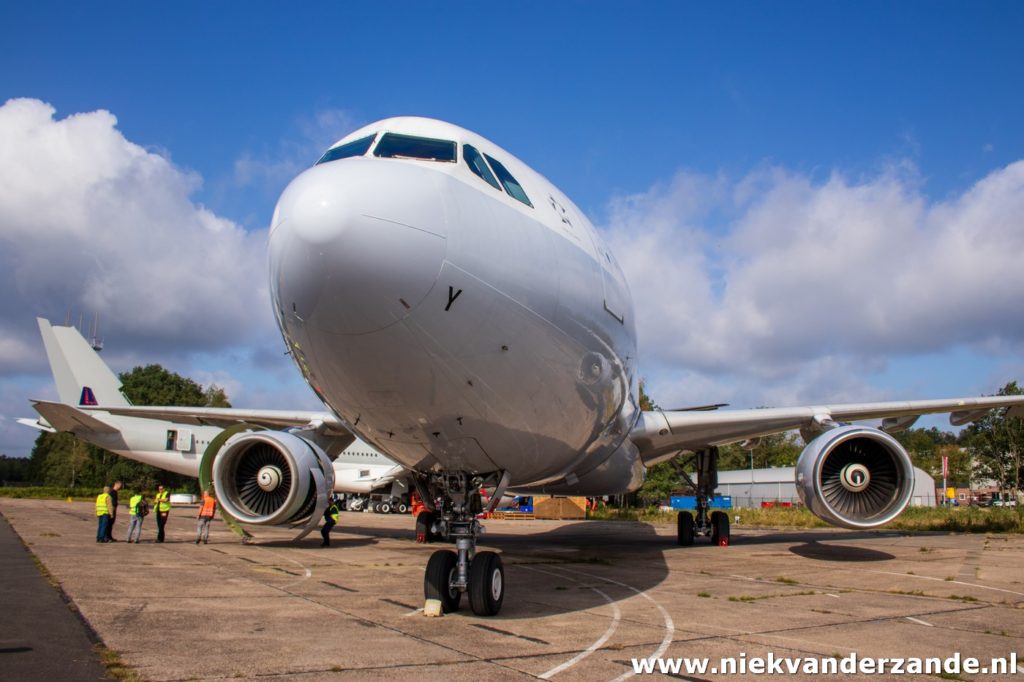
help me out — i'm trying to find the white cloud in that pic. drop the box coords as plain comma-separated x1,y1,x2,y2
603,160,1024,408
0,98,273,371
0,98,291,456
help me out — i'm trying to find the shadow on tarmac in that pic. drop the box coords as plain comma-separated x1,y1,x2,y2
789,541,895,562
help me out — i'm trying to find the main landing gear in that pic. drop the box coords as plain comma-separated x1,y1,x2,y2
417,472,506,616
674,447,730,547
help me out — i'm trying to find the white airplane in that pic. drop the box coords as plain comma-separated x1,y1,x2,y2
22,319,407,537
27,117,1024,617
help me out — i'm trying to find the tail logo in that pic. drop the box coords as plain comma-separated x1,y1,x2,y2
79,386,98,406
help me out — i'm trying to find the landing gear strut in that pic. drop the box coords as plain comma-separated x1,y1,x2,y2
673,447,729,547
418,472,506,616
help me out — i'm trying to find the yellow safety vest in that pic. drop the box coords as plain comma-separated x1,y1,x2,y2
129,494,143,515
155,490,171,512
95,493,111,516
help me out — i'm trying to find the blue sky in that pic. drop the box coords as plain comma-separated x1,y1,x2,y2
2,2,1023,456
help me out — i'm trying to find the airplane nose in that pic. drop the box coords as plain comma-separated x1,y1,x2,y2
269,158,447,335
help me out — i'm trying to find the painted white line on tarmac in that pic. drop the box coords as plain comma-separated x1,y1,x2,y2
905,616,933,627
522,565,621,680
550,568,674,682
825,593,841,599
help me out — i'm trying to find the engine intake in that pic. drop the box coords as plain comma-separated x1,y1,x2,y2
213,431,334,526
795,425,914,529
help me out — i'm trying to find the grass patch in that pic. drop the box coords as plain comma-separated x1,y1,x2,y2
97,645,143,682
697,591,711,598
0,486,98,501
775,576,798,585
948,594,979,602
727,591,815,603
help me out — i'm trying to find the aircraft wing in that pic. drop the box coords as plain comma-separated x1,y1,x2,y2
631,395,1024,465
78,404,352,436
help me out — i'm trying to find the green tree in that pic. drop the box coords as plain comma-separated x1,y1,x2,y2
0,454,35,483
895,427,968,485
960,381,1024,498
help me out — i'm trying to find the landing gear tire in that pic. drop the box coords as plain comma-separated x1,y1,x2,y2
468,551,504,616
380,502,392,514
677,511,695,546
424,549,461,613
398,503,408,514
711,511,730,547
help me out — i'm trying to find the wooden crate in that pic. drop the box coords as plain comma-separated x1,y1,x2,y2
533,496,587,520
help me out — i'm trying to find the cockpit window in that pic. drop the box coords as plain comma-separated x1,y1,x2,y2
316,134,376,165
373,133,457,162
463,144,502,191
484,154,533,207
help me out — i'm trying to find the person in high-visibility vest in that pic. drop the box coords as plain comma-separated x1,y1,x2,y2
195,490,217,544
127,491,146,543
95,486,113,543
321,496,341,547
154,485,171,543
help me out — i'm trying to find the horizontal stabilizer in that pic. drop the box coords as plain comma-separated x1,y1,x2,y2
31,400,119,435
16,417,56,434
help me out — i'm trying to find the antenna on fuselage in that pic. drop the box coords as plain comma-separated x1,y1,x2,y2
89,312,104,352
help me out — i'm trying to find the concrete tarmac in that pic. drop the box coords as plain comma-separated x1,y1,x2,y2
1,497,1023,681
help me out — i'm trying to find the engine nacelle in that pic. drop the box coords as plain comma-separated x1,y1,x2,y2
212,430,334,526
795,425,914,529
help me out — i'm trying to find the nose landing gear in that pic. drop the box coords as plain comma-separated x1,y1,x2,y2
418,471,507,616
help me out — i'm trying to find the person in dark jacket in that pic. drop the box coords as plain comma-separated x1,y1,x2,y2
105,481,122,541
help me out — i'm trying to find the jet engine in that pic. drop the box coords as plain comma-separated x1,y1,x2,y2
795,425,914,529
212,431,334,527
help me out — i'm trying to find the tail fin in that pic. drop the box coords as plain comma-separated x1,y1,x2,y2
37,318,130,407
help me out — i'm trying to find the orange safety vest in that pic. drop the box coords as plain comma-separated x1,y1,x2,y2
198,495,217,518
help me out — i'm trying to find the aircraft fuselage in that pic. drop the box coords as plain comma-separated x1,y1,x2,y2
269,118,644,494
